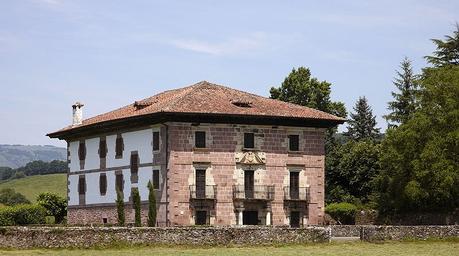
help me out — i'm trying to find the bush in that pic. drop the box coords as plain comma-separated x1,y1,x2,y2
36,192,67,224
325,202,358,224
0,204,46,226
0,188,30,206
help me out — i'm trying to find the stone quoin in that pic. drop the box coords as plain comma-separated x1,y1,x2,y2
47,81,344,226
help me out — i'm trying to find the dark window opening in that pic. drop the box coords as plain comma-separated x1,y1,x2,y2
244,170,254,199
290,171,300,200
196,169,206,198
115,135,123,158
153,131,160,151
78,141,86,161
153,169,160,189
102,217,108,224
78,175,86,195
195,211,207,225
244,133,254,149
289,135,300,151
115,173,124,192
243,211,258,225
195,131,206,148
99,173,107,195
99,139,107,158
130,153,139,183
290,211,300,228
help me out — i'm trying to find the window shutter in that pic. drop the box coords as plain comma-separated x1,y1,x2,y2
99,139,107,158
115,136,123,158
78,141,86,160
244,133,254,148
153,131,160,151
99,173,107,195
195,131,206,148
78,176,86,195
153,169,160,189
289,135,299,151
130,153,139,183
116,173,123,192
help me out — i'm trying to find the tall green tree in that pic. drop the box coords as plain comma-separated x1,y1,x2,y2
345,97,380,141
384,57,419,127
115,188,125,226
147,181,157,227
376,65,459,214
425,24,459,66
270,67,347,118
36,192,67,224
132,188,141,227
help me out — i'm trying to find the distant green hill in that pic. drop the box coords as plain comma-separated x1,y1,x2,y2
0,173,66,202
0,144,66,168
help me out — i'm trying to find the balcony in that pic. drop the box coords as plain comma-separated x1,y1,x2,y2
283,187,310,201
233,185,275,201
189,185,217,200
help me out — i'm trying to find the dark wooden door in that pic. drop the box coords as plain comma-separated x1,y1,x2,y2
290,172,299,199
196,169,206,198
244,170,254,199
243,211,258,225
195,211,207,225
290,211,300,227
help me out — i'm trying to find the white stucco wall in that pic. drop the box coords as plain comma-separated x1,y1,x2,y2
67,128,158,206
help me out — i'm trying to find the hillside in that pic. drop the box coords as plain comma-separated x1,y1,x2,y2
0,144,66,168
0,173,66,202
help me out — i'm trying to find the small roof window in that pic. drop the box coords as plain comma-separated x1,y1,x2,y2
231,99,252,108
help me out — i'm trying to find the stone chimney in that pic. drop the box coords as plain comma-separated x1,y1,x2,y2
72,102,84,126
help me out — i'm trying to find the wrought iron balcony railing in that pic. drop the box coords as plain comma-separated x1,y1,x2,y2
283,186,310,201
189,185,217,200
232,185,275,200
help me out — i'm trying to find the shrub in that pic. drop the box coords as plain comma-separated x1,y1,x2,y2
36,192,67,224
0,204,46,226
115,188,125,226
147,181,156,227
325,202,358,224
132,188,141,227
0,188,30,206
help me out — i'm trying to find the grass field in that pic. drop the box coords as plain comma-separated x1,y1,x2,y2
0,174,66,202
0,241,458,256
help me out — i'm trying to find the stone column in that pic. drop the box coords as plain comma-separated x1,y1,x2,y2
238,210,243,225
266,211,271,225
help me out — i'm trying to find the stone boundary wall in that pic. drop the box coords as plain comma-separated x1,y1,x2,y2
0,226,328,248
0,225,457,249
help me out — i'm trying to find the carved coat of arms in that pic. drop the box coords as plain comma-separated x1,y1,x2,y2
235,151,266,165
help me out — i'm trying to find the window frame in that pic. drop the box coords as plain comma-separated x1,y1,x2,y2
153,169,160,190
78,141,86,161
153,131,160,152
99,138,107,158
78,175,86,195
115,135,124,159
130,152,139,183
99,173,107,196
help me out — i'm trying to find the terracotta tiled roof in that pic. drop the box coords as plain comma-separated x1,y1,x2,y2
48,81,345,137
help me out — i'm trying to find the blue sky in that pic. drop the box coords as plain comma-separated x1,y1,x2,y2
0,0,457,147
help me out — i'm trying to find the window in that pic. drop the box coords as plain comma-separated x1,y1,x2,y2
115,135,123,158
195,131,206,148
115,172,124,192
153,169,160,189
289,135,300,151
78,141,86,160
99,173,107,195
78,175,86,195
244,133,254,149
130,152,139,183
99,139,107,158
153,131,160,151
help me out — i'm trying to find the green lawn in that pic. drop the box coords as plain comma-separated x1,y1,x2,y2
0,174,66,202
0,241,458,256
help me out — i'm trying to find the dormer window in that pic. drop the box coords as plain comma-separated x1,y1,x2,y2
231,99,252,108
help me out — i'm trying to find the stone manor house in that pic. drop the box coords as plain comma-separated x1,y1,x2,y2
48,81,344,227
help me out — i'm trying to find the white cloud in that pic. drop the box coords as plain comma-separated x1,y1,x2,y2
170,32,269,56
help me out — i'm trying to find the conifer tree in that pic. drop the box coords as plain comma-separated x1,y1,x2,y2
384,57,419,127
345,96,380,141
147,181,156,227
425,24,459,66
115,188,125,226
132,188,141,227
